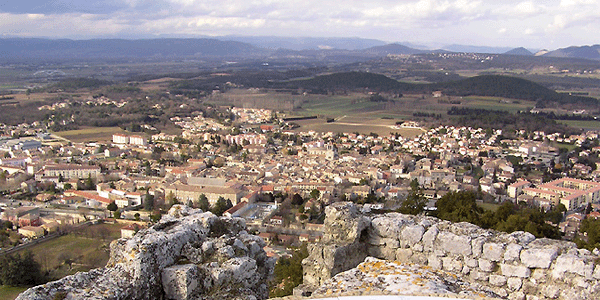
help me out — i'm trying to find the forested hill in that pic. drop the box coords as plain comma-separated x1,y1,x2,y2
435,75,598,106
281,72,599,106
282,71,411,91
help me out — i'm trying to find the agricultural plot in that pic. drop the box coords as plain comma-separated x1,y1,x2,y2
52,127,127,143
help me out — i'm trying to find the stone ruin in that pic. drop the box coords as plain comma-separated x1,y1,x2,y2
16,205,275,300
299,202,600,300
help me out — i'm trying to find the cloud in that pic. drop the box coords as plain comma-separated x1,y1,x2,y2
1,0,600,48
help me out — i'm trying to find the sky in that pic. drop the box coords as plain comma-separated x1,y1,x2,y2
1,0,599,50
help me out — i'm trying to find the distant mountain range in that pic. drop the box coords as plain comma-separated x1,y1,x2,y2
543,45,600,60
1,37,600,62
214,36,387,51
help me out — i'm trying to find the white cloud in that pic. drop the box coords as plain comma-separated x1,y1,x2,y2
1,0,600,48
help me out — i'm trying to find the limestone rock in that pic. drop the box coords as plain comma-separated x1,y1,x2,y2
520,247,558,269
16,205,273,300
312,257,500,298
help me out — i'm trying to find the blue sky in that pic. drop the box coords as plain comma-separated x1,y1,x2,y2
1,0,599,49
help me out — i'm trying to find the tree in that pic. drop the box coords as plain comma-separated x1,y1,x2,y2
310,189,320,200
0,251,44,286
291,193,304,206
143,193,155,211
134,213,141,221
211,197,232,216
83,174,95,190
398,190,427,215
197,194,210,211
107,201,118,216
113,209,121,219
269,244,309,297
434,191,483,224
63,183,72,190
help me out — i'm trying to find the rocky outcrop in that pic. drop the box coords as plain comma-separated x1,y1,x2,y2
300,202,600,300
313,257,501,298
17,205,274,300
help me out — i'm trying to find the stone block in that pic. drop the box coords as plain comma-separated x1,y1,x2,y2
541,285,560,299
503,243,522,263
436,231,472,256
489,274,507,286
520,247,557,269
401,225,425,247
161,264,199,300
508,291,526,300
478,258,495,273
396,248,413,262
500,264,531,278
471,237,486,258
442,257,462,272
422,226,438,251
471,270,490,281
383,238,399,248
552,254,595,278
483,242,505,262
412,243,424,252
465,258,479,268
428,255,442,270
507,277,523,291
594,265,600,280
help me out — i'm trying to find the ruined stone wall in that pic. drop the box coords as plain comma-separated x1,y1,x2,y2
17,205,274,300
301,202,600,300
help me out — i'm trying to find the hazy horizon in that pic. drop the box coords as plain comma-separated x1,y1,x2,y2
1,0,600,50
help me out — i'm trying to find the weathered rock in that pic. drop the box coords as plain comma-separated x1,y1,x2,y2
553,253,595,279
162,264,199,300
435,231,472,256
500,264,531,278
489,275,507,286
301,202,600,300
503,243,523,263
16,205,273,300
520,247,558,269
400,224,425,247
312,257,500,298
507,277,523,291
483,242,506,262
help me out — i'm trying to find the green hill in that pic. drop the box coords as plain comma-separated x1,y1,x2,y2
282,72,598,106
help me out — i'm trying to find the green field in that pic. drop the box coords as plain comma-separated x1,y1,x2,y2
461,96,535,113
15,223,122,281
0,285,28,300
558,120,600,130
52,127,127,143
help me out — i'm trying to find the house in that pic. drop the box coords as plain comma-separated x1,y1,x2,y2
18,226,45,238
1,206,41,227
223,201,248,218
269,216,284,226
121,224,142,238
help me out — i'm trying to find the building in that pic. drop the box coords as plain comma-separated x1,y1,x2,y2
113,134,129,144
165,184,244,206
36,164,101,181
129,135,148,146
1,206,41,227
508,180,531,199
523,178,600,210
18,226,45,238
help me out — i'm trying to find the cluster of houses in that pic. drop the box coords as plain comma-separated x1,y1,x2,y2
3,105,600,250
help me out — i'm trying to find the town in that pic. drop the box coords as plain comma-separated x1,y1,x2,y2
2,102,600,263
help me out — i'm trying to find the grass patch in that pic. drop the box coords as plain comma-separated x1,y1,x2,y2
52,127,126,143
558,120,600,130
14,223,122,280
0,285,29,300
